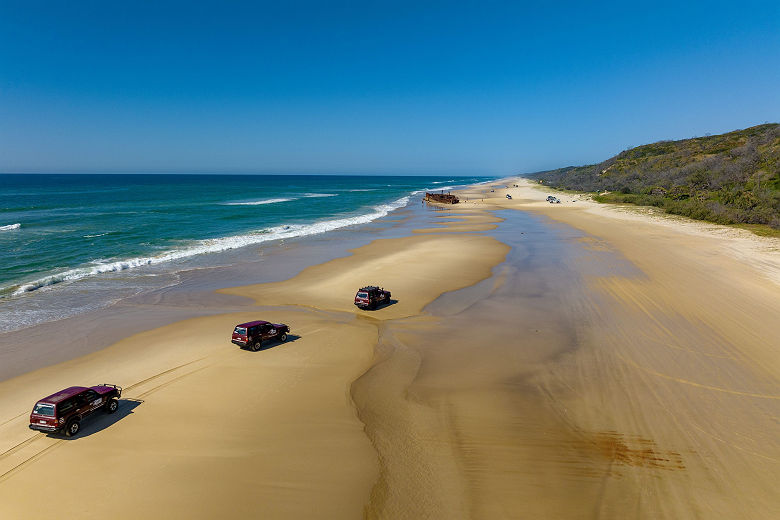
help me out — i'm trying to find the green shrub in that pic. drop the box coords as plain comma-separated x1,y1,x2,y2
530,123,780,229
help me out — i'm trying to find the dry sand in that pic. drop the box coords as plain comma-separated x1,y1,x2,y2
1,179,778,519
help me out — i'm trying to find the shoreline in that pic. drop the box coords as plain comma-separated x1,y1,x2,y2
0,174,489,335
0,204,429,382
1,177,779,518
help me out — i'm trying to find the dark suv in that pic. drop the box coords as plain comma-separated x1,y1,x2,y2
232,320,290,351
354,286,392,310
29,384,122,437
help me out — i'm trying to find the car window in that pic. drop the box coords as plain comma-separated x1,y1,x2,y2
234,327,247,335
58,399,76,416
33,402,55,416
357,292,368,298
81,390,98,402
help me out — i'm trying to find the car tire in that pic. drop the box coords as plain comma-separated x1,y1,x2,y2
105,398,119,414
65,419,80,437
251,340,261,352
279,333,288,342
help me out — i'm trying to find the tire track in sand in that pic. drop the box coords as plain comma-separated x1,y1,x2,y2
0,356,215,484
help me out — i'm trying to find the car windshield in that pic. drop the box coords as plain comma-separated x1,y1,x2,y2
357,292,368,298
234,327,247,335
33,402,55,416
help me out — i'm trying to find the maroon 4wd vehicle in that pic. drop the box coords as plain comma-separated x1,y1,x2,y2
354,286,392,310
232,320,290,351
29,384,122,437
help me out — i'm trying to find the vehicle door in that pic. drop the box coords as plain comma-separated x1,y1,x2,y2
78,390,103,416
245,326,257,343
259,324,273,340
266,323,278,338
57,398,77,423
31,401,58,429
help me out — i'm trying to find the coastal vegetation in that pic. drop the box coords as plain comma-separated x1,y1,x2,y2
529,124,780,229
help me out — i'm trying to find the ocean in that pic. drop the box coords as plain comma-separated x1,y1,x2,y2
0,174,494,332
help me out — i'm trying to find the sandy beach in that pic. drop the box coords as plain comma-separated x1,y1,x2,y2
1,179,778,519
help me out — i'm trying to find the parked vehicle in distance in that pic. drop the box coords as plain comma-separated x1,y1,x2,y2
354,286,392,310
506,194,512,199
232,320,290,351
29,384,122,437
547,196,561,204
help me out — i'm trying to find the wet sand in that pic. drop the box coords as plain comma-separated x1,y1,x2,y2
1,180,779,519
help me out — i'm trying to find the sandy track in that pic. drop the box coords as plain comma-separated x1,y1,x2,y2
0,310,380,518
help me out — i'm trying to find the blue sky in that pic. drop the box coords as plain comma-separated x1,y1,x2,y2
1,1,778,174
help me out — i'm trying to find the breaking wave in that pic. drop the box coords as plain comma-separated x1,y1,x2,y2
10,196,410,297
223,198,294,205
1,223,21,231
303,193,338,198
411,185,457,195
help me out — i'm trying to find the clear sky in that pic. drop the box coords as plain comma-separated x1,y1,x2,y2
1,1,778,175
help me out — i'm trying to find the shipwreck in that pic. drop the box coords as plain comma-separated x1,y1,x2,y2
424,192,459,204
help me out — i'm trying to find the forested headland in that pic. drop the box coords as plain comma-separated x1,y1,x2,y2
529,124,780,230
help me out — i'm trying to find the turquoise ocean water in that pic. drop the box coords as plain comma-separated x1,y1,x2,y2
0,174,493,331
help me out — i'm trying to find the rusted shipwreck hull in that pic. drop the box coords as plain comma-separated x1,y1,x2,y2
424,192,459,204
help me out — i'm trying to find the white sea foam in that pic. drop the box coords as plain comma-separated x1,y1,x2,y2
223,198,295,205
11,196,410,297
83,232,109,238
303,193,338,198
1,223,21,231
411,185,457,195
347,189,376,192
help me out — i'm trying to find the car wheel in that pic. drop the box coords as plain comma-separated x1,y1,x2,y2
279,333,288,342
251,340,261,352
105,398,119,414
65,419,80,437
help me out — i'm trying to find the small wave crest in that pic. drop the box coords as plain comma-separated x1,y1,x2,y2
83,232,109,238
411,185,457,195
223,198,295,206
10,196,410,297
1,223,21,231
303,193,337,198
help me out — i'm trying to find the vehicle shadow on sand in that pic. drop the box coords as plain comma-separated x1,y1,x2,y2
50,398,143,440
250,334,302,352
359,299,399,311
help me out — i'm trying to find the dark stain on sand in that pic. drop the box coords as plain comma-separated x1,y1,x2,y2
579,431,686,471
